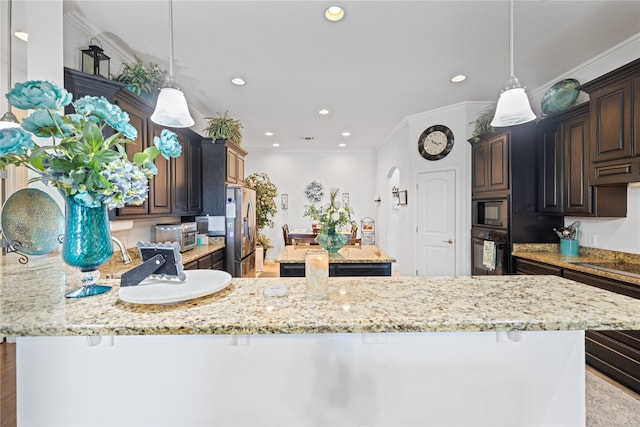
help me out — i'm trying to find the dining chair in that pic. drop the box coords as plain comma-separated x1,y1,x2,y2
292,237,318,246
346,238,361,246
351,224,358,238
282,224,290,245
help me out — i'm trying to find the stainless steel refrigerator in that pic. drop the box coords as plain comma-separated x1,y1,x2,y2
225,185,257,277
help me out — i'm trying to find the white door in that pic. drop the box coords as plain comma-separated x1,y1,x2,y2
417,170,456,276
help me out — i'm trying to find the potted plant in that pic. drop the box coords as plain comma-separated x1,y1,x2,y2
114,57,167,102
469,105,496,143
203,111,243,146
244,172,278,257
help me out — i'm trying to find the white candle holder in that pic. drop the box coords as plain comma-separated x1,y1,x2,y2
305,249,329,299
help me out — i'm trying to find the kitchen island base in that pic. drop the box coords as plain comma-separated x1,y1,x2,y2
17,330,585,426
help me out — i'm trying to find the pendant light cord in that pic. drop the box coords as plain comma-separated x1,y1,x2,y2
168,0,174,78
509,0,514,78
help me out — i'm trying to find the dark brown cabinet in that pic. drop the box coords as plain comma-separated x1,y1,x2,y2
183,248,225,271
201,139,248,216
471,132,509,195
514,256,640,395
581,58,640,185
537,104,627,217
63,68,203,219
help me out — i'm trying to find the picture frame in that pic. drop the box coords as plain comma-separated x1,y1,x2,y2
281,194,288,210
342,193,349,208
398,190,408,205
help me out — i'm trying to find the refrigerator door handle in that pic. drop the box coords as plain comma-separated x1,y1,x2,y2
246,199,255,242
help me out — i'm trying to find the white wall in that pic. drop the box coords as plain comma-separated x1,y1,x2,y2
244,149,377,260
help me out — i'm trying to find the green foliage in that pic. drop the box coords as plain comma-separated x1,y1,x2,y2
470,105,496,143
115,57,167,100
244,172,278,231
256,233,273,250
203,111,243,146
303,188,355,231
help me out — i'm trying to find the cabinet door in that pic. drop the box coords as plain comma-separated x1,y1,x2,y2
236,155,244,185
538,122,563,213
116,101,149,216
188,139,202,214
148,124,171,215
487,133,509,192
564,112,591,214
471,143,488,194
590,78,633,163
226,148,238,184
171,133,189,214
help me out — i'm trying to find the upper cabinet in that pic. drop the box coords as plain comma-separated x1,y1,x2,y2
471,132,509,195
536,104,627,217
581,58,640,185
201,138,248,216
64,68,202,218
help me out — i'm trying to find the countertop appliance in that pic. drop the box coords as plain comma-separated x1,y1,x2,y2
225,185,256,277
155,222,198,252
195,215,225,236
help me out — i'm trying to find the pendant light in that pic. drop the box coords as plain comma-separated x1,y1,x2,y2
0,0,20,130
490,0,536,127
151,0,194,128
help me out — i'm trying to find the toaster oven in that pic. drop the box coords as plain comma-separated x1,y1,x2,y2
155,222,198,252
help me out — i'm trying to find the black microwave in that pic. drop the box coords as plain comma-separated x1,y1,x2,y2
473,199,508,228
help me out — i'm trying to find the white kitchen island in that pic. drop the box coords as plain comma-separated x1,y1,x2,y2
3,254,640,426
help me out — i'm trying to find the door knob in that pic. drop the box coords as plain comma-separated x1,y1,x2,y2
442,239,453,244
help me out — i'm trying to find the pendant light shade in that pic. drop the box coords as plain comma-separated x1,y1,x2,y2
0,111,20,129
490,0,536,127
151,0,194,128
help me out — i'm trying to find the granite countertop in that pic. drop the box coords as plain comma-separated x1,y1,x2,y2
276,245,396,264
512,243,640,286
2,252,640,337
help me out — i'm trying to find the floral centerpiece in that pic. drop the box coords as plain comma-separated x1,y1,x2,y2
303,187,355,253
0,80,183,298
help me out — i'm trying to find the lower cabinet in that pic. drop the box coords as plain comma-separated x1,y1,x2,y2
515,257,640,394
279,262,392,277
183,249,225,271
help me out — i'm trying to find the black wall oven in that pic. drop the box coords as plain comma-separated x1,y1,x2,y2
471,227,508,275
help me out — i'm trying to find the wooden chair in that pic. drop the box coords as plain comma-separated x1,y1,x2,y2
346,238,361,246
292,237,318,246
351,224,358,238
282,224,290,245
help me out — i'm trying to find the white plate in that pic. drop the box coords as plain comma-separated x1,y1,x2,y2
119,269,232,304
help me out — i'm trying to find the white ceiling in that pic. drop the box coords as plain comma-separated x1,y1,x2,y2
61,0,640,150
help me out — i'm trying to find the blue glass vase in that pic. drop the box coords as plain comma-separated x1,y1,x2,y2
62,195,113,298
316,226,347,253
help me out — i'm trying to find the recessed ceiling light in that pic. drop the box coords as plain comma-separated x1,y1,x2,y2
450,74,466,83
265,131,274,136
341,131,351,137
272,143,280,147
14,31,28,42
302,136,315,141
231,77,246,86
324,5,345,22
318,109,330,115
339,143,346,147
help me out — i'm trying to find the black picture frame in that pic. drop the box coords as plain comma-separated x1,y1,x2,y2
398,190,408,205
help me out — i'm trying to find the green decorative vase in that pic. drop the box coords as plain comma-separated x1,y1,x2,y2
61,195,114,298
316,226,347,253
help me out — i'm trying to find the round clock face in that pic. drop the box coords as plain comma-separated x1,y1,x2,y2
418,125,454,160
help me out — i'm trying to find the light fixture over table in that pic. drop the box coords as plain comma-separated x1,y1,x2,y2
0,0,20,129
151,0,194,128
490,0,536,127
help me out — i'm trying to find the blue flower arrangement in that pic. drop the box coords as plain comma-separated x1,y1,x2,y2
0,80,182,208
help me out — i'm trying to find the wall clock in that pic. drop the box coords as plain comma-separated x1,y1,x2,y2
418,125,454,160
